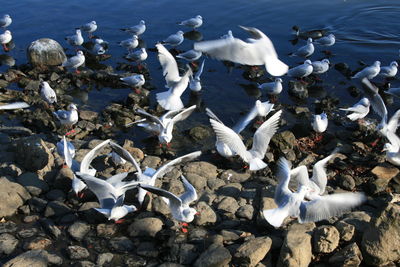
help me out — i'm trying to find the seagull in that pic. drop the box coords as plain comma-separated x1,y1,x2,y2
312,59,330,74
176,49,202,62
126,48,147,66
120,74,145,93
194,26,288,76
287,60,313,78
0,30,12,51
379,61,398,78
291,38,314,58
189,59,205,92
209,110,282,171
340,97,370,121
352,61,381,79
65,29,84,47
178,15,203,29
139,175,198,223
312,112,328,133
382,130,400,166
62,50,85,74
119,35,139,52
121,20,146,36
263,157,367,228
80,21,97,38
156,43,192,110
40,81,57,105
128,105,196,144
315,33,335,46
258,78,283,96
163,31,184,47
0,15,12,28
53,104,79,132
92,38,108,55
109,151,127,166
56,136,79,170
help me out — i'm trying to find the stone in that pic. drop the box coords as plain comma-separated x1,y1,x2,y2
78,202,104,224
96,223,118,238
288,81,308,99
233,236,272,267
23,236,52,250
189,125,211,141
0,177,31,217
129,217,163,238
3,249,63,267
67,245,90,260
341,211,371,236
44,200,72,217
28,38,67,66
39,218,62,238
361,203,400,265
313,225,340,253
217,196,240,214
17,172,49,196
79,110,99,121
137,241,159,258
142,155,161,169
45,189,66,201
329,242,363,266
370,165,400,193
109,236,134,253
185,172,207,190
183,161,218,179
97,253,114,266
0,221,17,234
339,174,356,191
236,204,254,220
271,131,297,151
335,221,355,241
68,221,91,241
0,233,18,254
53,167,74,192
218,183,242,197
194,244,232,267
194,201,218,225
15,136,54,173
220,170,251,183
151,196,171,215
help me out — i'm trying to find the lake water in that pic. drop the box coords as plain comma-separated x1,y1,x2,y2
2,0,400,150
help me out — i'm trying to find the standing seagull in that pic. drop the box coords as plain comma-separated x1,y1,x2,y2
352,61,381,79
40,81,57,105
189,59,205,92
80,21,97,38
379,61,398,78
194,26,288,76
177,50,202,62
382,130,400,166
126,48,147,68
312,112,328,141
0,30,12,52
288,60,313,79
291,38,314,58
62,50,85,74
119,35,139,52
0,15,12,28
178,15,203,29
312,59,330,74
53,104,79,135
258,78,283,97
315,34,335,46
65,29,84,48
163,31,185,47
340,98,370,121
121,20,146,36
120,74,145,93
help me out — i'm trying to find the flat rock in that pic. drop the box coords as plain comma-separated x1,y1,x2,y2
23,236,52,250
16,172,49,196
3,249,63,267
185,172,207,190
235,204,254,220
194,244,232,267
67,245,90,260
79,110,99,121
0,177,31,217
97,253,114,266
313,225,340,253
217,196,240,214
15,136,54,173
194,201,218,225
233,236,272,267
68,221,91,241
220,170,251,183
129,217,163,238
28,38,66,66
0,233,18,254
183,161,218,179
370,165,400,193
329,242,363,266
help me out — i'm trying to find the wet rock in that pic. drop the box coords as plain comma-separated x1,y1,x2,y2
189,125,211,141
39,218,62,238
194,244,232,267
288,81,308,99
0,233,18,254
68,221,91,241
278,223,315,267
16,172,49,196
0,177,31,217
194,201,218,225
109,236,134,253
313,225,340,253
97,252,114,266
79,110,99,121
96,223,118,238
0,221,18,234
17,228,38,239
67,245,90,260
3,249,63,267
28,38,67,67
220,170,251,183
217,196,240,214
137,241,159,258
129,217,163,238
183,161,218,179
233,236,272,267
271,130,296,151
370,164,399,194
329,242,363,266
218,183,242,197
361,203,400,265
23,236,52,250
236,204,254,220
335,221,355,241
15,136,54,173
141,155,161,169
53,167,74,191
44,200,72,217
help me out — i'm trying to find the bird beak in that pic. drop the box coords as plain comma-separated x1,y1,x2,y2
195,212,200,215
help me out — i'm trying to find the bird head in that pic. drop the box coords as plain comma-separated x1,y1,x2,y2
182,207,197,223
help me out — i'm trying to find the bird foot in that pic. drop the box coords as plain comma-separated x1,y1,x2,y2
77,192,85,199
65,129,76,136
314,134,323,142
190,62,198,68
2,44,9,52
75,69,81,75
134,88,141,94
255,120,264,125
114,219,125,224
370,138,380,147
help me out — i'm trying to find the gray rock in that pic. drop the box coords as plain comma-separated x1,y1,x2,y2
15,136,54,173
17,172,49,196
74,261,95,267
221,230,240,243
109,236,134,252
236,204,254,220
137,241,159,258
67,245,90,260
177,243,198,264
185,172,207,190
44,200,72,217
0,221,17,234
329,242,363,266
17,228,38,239
313,225,340,253
361,203,400,265
370,165,400,194
335,221,355,241
194,244,232,267
0,233,18,254
220,170,251,183
79,110,99,121
288,81,308,99
96,223,118,238
271,131,296,151
0,177,31,217
78,202,104,224
129,217,163,238
183,161,218,179
217,196,240,214
233,236,272,267
207,178,226,190
45,189,66,201
189,125,211,141
0,163,22,177
341,211,371,236
23,236,52,250
151,196,171,215
3,249,63,267
339,174,356,191
39,218,62,238
28,38,67,66
68,221,91,241
97,253,114,266
124,254,147,267
53,167,74,192
218,183,242,197
141,155,161,169
28,197,47,213
194,201,218,225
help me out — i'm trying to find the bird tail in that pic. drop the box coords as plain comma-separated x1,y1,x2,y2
94,208,110,216
263,208,289,228
249,158,268,171
156,90,184,111
346,113,361,121
265,57,289,77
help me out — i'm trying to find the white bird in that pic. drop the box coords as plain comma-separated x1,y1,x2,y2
139,175,198,223
62,50,85,73
0,30,12,51
291,38,314,58
287,60,313,78
119,35,139,51
65,29,84,47
176,49,202,62
194,26,288,77
382,131,400,166
312,59,330,74
57,136,76,162
340,98,370,121
209,110,282,171
120,74,145,93
163,31,184,47
40,81,57,104
220,30,233,39
0,15,12,28
109,151,127,166
0,102,30,110
53,103,78,128
258,78,283,96
129,105,196,144
80,21,97,38
92,38,108,55
121,20,146,36
352,61,381,79
189,59,205,92
312,112,328,133
315,34,335,46
179,15,203,29
126,48,147,64
379,61,398,78
263,157,367,228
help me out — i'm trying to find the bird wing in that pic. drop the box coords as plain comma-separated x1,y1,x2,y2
156,43,180,87
194,59,205,80
54,110,69,120
139,184,182,208
205,108,224,124
106,172,129,187
310,149,339,192
274,157,293,207
387,109,400,133
63,136,73,168
299,192,367,223
360,78,388,122
169,67,192,96
80,139,111,174
386,131,400,151
290,165,310,187
109,141,142,174
136,108,165,128
171,105,196,124
179,175,197,205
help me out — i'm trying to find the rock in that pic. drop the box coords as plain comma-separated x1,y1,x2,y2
194,244,232,267
3,249,63,267
313,225,340,253
329,242,363,266
74,261,95,267
23,236,52,250
189,125,211,141
78,202,104,224
141,155,161,169
207,178,226,190
68,221,91,241
96,223,118,238
137,241,159,258
233,236,272,267
45,189,66,201
0,221,17,234
53,168,74,192
218,183,242,197
361,203,400,265
15,136,54,173
0,177,31,217
194,201,218,225
236,205,254,220
16,172,49,196
183,161,218,179
44,200,72,217
151,196,171,215
339,174,356,191
341,211,371,236
39,218,62,238
335,221,355,242
185,173,207,190
220,170,251,183
370,165,399,193
288,80,308,99
217,196,240,214
79,110,99,121
97,253,114,266
28,38,67,66
278,223,315,267
67,245,90,260
271,131,296,151
0,233,18,254
129,217,163,238
17,228,38,239
109,236,134,253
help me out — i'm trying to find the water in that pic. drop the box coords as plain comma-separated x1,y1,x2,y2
2,0,400,149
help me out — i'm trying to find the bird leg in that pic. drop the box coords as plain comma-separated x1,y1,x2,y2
179,222,189,233
134,87,141,94
370,137,381,147
313,133,323,142
190,61,198,68
77,192,85,199
2,44,8,52
75,69,81,75
65,128,76,136
114,219,126,224
268,95,278,103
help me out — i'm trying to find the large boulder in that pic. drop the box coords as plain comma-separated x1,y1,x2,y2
27,38,66,67
233,236,272,267
0,177,31,217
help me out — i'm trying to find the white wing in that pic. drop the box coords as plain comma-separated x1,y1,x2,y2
194,59,205,80
171,105,196,124
274,157,293,207
205,108,224,124
179,175,197,205
109,141,142,174
80,139,111,174
387,109,400,133
360,78,387,122
63,136,73,168
156,43,180,87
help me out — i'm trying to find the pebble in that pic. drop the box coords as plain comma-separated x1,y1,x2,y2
68,221,91,241
0,233,19,254
129,217,163,238
67,245,90,260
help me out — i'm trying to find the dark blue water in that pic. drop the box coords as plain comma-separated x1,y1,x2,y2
2,0,400,145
